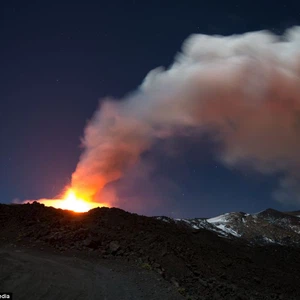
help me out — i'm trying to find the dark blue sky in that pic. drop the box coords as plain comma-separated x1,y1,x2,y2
1,1,300,218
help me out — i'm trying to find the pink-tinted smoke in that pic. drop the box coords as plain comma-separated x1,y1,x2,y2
70,27,300,205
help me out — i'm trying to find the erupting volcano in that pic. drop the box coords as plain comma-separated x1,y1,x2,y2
21,27,300,214
26,188,109,213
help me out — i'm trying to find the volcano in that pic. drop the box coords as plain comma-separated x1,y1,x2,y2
24,188,109,213
1,202,300,299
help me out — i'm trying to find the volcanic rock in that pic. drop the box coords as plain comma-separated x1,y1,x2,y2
109,241,120,254
1,203,300,299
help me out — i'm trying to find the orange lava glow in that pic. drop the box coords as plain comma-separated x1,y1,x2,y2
36,188,108,213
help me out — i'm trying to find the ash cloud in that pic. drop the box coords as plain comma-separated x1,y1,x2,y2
72,27,300,206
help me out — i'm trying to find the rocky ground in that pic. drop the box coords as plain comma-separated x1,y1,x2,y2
1,202,300,299
0,244,183,300
171,208,300,245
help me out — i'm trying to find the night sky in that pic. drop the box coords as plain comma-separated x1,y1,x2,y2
1,1,300,218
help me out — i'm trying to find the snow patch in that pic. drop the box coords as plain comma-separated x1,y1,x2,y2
263,237,275,243
215,224,241,237
192,224,200,229
207,226,229,237
207,214,229,224
156,217,170,223
290,226,300,234
181,219,192,225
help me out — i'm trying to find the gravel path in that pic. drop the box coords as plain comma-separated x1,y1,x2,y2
0,246,184,300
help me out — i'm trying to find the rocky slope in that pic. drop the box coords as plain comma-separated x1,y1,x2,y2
1,202,300,299
165,208,300,246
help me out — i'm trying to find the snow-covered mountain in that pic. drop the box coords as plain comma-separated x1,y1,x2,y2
156,208,300,246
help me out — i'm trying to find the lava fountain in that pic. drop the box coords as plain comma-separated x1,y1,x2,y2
25,188,109,213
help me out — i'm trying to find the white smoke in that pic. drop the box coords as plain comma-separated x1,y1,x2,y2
71,27,300,205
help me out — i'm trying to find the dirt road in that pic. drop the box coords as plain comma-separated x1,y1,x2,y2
0,245,184,300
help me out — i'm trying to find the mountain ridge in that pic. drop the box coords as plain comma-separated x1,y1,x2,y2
159,208,300,246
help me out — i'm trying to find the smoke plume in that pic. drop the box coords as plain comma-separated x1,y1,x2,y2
71,27,300,205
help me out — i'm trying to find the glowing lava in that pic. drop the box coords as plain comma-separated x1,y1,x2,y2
34,188,108,213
